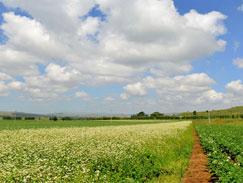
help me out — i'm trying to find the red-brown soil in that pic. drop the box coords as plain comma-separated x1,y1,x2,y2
182,129,214,183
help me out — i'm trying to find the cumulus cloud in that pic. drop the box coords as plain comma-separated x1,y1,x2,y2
78,17,100,37
200,90,224,103
226,80,243,94
2,63,84,101
124,82,147,97
121,73,217,103
0,0,227,78
120,93,129,100
120,76,243,112
0,0,232,109
74,91,90,101
0,72,12,80
233,58,243,68
104,97,115,102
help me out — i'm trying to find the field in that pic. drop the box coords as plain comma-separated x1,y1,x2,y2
195,123,243,182
0,119,181,131
0,121,193,182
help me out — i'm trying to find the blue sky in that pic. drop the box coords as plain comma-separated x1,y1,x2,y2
0,0,242,114
174,0,243,90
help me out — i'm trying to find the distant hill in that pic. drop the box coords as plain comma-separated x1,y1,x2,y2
48,113,131,118
181,106,243,117
0,111,13,116
0,111,131,118
0,111,48,117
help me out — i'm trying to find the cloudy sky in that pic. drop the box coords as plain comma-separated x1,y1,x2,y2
0,0,242,114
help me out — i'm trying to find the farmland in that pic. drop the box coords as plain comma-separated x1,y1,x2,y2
0,119,180,131
195,123,243,182
0,121,193,182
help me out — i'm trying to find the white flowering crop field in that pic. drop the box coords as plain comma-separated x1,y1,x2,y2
0,121,193,182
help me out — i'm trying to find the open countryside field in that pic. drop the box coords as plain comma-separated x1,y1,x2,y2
0,121,193,182
0,119,182,131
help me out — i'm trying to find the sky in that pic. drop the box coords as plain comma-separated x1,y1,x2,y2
0,0,242,114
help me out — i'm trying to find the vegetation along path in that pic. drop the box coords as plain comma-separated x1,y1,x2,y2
182,128,213,183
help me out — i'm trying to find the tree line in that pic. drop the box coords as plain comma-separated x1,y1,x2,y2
1,112,243,121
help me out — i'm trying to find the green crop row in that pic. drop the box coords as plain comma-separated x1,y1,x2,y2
195,124,243,183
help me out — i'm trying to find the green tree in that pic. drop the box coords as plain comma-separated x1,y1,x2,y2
240,114,243,119
151,112,164,119
137,112,145,116
62,117,73,121
53,116,58,121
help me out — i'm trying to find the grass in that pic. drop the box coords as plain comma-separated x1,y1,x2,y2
0,119,182,131
0,121,193,182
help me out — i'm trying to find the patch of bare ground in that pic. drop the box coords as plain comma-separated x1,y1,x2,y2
182,129,216,183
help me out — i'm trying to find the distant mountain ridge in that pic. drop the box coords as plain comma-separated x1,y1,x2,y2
0,111,131,118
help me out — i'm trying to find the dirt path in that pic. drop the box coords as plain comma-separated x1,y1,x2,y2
182,129,214,183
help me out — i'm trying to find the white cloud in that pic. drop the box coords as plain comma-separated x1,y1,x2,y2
97,0,226,68
0,0,233,110
226,80,243,94
1,12,66,59
174,73,215,87
0,72,12,80
45,63,82,84
122,73,217,105
233,58,243,68
150,64,193,76
0,47,41,76
5,63,84,101
75,91,90,100
78,17,100,37
0,0,95,35
104,97,115,102
120,93,129,100
124,82,147,97
7,81,24,90
0,0,227,81
200,90,224,103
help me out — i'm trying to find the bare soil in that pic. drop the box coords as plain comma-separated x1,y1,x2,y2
182,129,215,183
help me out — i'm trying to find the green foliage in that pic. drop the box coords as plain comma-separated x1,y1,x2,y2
137,111,145,116
62,116,73,121
195,124,243,182
131,112,149,119
0,122,193,182
25,116,35,120
3,116,14,120
49,116,58,121
150,112,164,119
